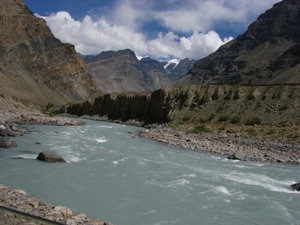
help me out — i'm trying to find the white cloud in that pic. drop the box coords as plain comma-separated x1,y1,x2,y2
112,0,279,33
40,11,232,60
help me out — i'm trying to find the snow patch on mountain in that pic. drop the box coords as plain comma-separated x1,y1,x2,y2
164,59,180,69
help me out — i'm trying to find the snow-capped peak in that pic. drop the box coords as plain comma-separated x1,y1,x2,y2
164,58,180,69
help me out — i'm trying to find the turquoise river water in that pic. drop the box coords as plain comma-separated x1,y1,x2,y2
0,119,299,225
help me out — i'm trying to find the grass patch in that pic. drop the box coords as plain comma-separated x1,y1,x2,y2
230,116,241,124
245,117,262,125
189,125,211,133
218,115,230,122
207,113,215,121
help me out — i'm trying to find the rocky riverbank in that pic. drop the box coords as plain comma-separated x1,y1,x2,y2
0,184,112,225
0,97,84,148
140,125,300,164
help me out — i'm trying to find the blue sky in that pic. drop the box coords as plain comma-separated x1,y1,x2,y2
23,0,279,60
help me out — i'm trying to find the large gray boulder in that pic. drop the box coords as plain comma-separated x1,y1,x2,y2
0,137,17,148
227,151,245,161
36,151,66,163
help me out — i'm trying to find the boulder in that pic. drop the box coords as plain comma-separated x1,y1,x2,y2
0,137,17,148
291,182,300,191
0,124,7,136
227,151,245,161
36,151,66,163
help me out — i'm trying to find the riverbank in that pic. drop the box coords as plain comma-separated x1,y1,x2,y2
0,184,112,225
63,114,300,164
140,125,300,164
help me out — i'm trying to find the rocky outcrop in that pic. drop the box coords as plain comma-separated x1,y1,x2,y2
291,182,300,191
83,49,171,92
0,184,112,224
64,84,300,127
0,137,17,148
0,0,97,106
173,0,300,86
36,151,66,163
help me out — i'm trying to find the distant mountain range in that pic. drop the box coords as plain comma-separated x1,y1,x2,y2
173,0,300,86
83,50,196,92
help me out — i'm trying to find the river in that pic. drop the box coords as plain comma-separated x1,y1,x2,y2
0,119,299,225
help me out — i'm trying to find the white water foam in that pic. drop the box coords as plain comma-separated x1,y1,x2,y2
96,137,108,143
215,186,231,195
225,172,298,194
66,155,83,163
183,173,197,178
147,178,190,189
100,125,113,129
12,154,37,160
113,157,128,165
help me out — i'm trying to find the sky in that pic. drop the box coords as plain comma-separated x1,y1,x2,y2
23,0,279,60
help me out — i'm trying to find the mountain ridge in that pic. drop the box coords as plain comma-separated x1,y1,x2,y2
0,0,97,106
172,0,300,86
83,49,195,92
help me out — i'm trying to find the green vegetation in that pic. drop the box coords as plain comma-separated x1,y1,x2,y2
218,115,230,122
46,102,54,110
279,104,288,111
230,116,241,124
207,113,215,121
245,117,262,125
189,125,211,133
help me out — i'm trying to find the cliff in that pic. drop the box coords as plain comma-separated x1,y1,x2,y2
0,0,97,106
172,0,300,86
65,84,300,126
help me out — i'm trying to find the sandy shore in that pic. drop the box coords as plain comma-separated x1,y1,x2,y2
140,125,300,164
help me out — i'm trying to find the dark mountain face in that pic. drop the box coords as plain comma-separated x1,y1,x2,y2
84,50,171,93
0,0,97,105
166,58,197,81
173,0,300,86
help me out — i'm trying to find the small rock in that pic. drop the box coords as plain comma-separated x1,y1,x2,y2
0,124,7,136
53,205,73,217
36,151,66,163
0,137,17,148
291,182,300,191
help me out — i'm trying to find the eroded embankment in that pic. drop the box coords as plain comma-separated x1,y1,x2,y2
64,84,300,126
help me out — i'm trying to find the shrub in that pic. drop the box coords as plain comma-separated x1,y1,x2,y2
46,102,54,110
190,125,211,133
218,115,230,122
279,104,288,111
245,117,262,125
208,113,215,121
230,116,241,124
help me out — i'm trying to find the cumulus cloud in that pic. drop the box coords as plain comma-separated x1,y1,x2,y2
40,11,232,60
112,0,279,33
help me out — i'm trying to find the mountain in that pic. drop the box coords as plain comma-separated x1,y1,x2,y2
0,0,97,106
83,49,171,93
173,0,300,86
84,51,195,92
164,58,197,81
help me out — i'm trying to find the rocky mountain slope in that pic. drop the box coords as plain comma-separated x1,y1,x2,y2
0,0,97,106
83,49,171,92
83,50,195,92
163,58,197,81
172,0,300,86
